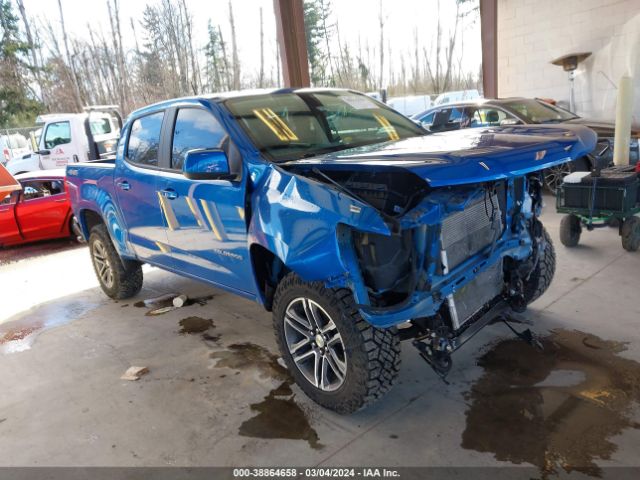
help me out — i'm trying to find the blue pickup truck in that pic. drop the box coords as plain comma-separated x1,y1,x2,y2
66,89,595,413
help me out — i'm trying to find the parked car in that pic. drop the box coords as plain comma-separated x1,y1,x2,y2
6,106,122,176
1,133,32,166
0,170,82,247
387,94,432,116
67,89,595,413
412,97,640,194
432,89,480,106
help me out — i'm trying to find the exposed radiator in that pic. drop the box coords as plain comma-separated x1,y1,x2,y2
440,194,504,330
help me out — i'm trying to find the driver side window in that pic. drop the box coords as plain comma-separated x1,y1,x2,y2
44,122,71,149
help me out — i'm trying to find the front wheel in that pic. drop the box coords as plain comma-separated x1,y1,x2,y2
559,214,581,247
523,226,556,304
272,273,401,414
89,224,143,299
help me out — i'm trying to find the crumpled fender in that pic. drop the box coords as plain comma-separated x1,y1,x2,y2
247,166,389,282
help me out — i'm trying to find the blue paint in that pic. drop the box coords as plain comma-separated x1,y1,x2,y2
66,90,596,328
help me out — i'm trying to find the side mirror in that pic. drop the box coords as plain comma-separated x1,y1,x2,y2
183,149,234,180
499,118,522,126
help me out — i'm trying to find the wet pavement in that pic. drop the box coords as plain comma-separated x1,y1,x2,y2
0,207,639,473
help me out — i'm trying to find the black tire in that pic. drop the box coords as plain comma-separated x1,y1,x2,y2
543,157,589,196
523,226,556,304
272,272,401,414
621,216,640,252
559,214,581,247
88,224,143,299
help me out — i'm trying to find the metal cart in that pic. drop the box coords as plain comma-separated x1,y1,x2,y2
557,168,640,251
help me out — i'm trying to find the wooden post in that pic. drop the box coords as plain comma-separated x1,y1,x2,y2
480,0,498,98
273,0,311,88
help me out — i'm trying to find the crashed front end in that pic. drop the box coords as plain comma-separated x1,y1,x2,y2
278,125,596,375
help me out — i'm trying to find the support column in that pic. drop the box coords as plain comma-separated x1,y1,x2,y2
274,0,311,88
480,0,498,98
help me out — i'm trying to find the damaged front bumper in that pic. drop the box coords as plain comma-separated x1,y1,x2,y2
336,177,541,330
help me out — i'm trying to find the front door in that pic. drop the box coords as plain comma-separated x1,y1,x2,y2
14,179,68,240
114,111,172,266
39,121,74,170
157,106,253,295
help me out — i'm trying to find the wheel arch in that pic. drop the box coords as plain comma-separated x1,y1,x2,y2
249,243,289,311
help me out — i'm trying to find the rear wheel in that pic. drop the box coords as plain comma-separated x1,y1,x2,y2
523,226,556,304
89,224,143,299
621,216,640,252
559,214,581,247
272,273,400,414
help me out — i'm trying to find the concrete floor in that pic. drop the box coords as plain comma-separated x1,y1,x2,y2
1,204,639,475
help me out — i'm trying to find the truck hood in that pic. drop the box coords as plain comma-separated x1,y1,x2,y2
284,124,597,187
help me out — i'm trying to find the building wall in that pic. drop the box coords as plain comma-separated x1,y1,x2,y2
497,0,640,123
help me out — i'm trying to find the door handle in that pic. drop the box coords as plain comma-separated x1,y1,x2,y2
54,198,67,203
160,189,178,200
117,181,130,191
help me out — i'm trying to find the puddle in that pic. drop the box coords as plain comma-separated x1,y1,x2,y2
135,294,214,316
462,329,640,477
0,299,98,354
239,381,323,450
210,342,322,449
179,316,213,334
210,343,289,381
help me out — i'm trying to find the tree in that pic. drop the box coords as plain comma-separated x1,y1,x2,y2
0,0,41,127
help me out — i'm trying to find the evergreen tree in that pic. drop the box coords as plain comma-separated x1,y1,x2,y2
0,0,41,127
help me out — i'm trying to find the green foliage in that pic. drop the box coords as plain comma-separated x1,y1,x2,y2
0,0,41,127
303,0,332,85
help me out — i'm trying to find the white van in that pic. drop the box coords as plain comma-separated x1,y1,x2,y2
6,107,122,175
1,133,32,166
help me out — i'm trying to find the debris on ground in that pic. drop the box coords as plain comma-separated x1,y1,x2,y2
120,366,149,381
173,294,188,307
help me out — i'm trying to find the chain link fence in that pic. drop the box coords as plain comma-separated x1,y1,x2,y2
1,126,41,166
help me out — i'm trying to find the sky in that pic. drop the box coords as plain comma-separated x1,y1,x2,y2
19,0,482,88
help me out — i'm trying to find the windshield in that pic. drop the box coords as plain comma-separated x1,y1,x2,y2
503,99,578,124
224,91,425,161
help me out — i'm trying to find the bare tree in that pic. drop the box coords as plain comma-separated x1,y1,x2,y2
259,7,264,88
228,1,240,90
56,0,82,109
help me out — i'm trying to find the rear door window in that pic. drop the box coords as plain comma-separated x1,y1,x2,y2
126,112,165,167
20,180,64,200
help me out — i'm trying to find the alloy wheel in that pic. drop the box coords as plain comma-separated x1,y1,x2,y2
92,239,114,289
283,297,347,392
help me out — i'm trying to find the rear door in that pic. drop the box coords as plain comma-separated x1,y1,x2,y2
14,179,69,240
39,121,74,170
114,111,173,266
157,106,252,294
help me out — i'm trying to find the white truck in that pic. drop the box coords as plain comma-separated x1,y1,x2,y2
5,106,122,175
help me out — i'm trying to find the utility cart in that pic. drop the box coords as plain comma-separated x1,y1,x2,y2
557,164,640,251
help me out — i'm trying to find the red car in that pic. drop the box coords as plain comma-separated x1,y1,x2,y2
0,169,82,247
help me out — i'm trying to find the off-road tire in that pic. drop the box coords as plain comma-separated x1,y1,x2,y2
272,272,401,414
559,214,581,247
89,224,143,299
523,226,556,304
621,216,640,252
